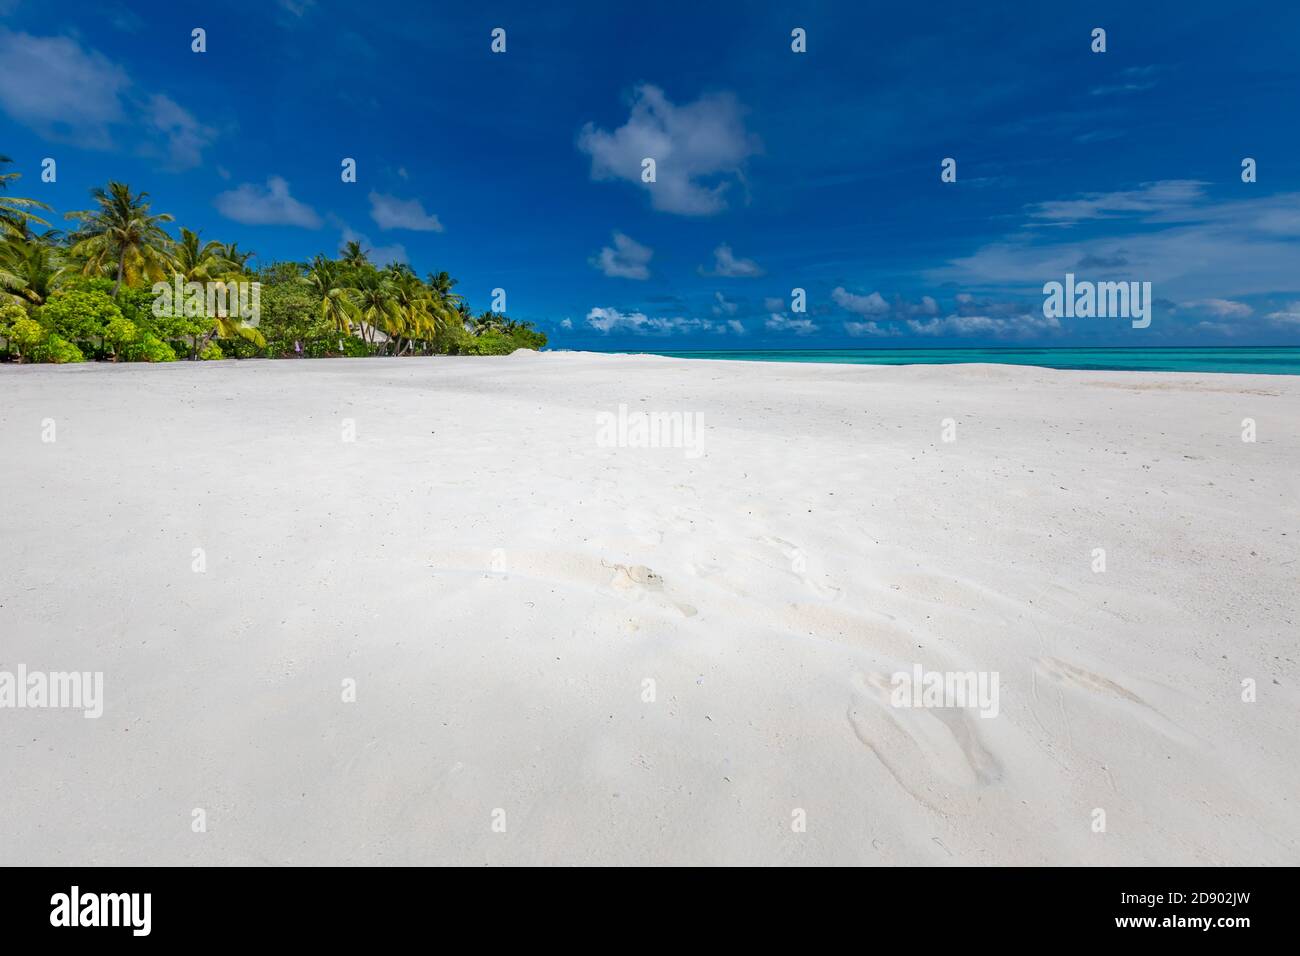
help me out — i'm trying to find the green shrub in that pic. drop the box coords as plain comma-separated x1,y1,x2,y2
198,340,224,360
124,333,177,363
30,334,85,364
37,289,123,344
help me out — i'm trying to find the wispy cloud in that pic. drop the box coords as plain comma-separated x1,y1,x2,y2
939,183,1300,300
0,29,212,168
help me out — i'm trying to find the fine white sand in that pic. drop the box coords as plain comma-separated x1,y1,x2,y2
1,353,1297,865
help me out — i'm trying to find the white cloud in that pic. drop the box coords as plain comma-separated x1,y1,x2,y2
1028,180,1207,224
560,318,573,330
700,243,764,278
214,176,322,228
368,191,443,232
844,320,899,337
146,94,214,170
1182,298,1253,319
763,296,785,311
937,186,1300,300
0,30,128,148
0,30,212,167
589,231,653,279
1265,304,1300,326
585,307,733,335
906,312,1060,338
765,313,818,335
726,319,745,334
832,287,889,315
578,84,759,216
712,291,738,315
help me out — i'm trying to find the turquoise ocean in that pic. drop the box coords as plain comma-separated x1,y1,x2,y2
629,347,1300,375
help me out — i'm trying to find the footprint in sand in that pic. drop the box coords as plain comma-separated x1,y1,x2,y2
757,535,841,600
846,670,1002,813
1035,657,1145,705
1033,657,1198,747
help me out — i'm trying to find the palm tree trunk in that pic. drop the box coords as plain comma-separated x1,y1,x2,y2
111,250,126,296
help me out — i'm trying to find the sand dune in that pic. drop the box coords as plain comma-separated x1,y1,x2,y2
1,353,1296,865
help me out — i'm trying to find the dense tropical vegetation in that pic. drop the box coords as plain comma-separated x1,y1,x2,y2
0,159,545,363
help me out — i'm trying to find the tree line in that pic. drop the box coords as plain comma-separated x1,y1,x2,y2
0,157,545,363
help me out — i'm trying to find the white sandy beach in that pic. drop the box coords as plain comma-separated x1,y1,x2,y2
1,353,1297,866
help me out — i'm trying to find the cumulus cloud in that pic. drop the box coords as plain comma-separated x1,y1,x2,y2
578,84,759,216
905,312,1060,338
844,320,900,337
586,307,734,335
368,191,444,232
589,231,653,279
765,313,818,335
1182,298,1253,319
712,292,738,315
700,243,764,278
215,176,322,228
1265,304,1300,325
832,287,889,315
0,29,212,167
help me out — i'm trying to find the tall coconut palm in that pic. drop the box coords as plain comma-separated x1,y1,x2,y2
387,267,438,354
351,267,400,346
65,181,176,294
172,228,233,283
218,242,256,274
302,255,359,337
0,156,52,238
340,240,370,271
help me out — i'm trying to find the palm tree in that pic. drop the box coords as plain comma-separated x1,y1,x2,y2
455,299,474,331
65,182,176,294
387,267,438,355
0,236,65,306
172,228,233,283
302,255,359,338
0,156,52,238
351,267,400,346
340,240,370,271
218,242,256,274
471,310,508,336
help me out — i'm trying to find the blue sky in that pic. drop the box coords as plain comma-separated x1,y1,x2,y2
2,0,1298,349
